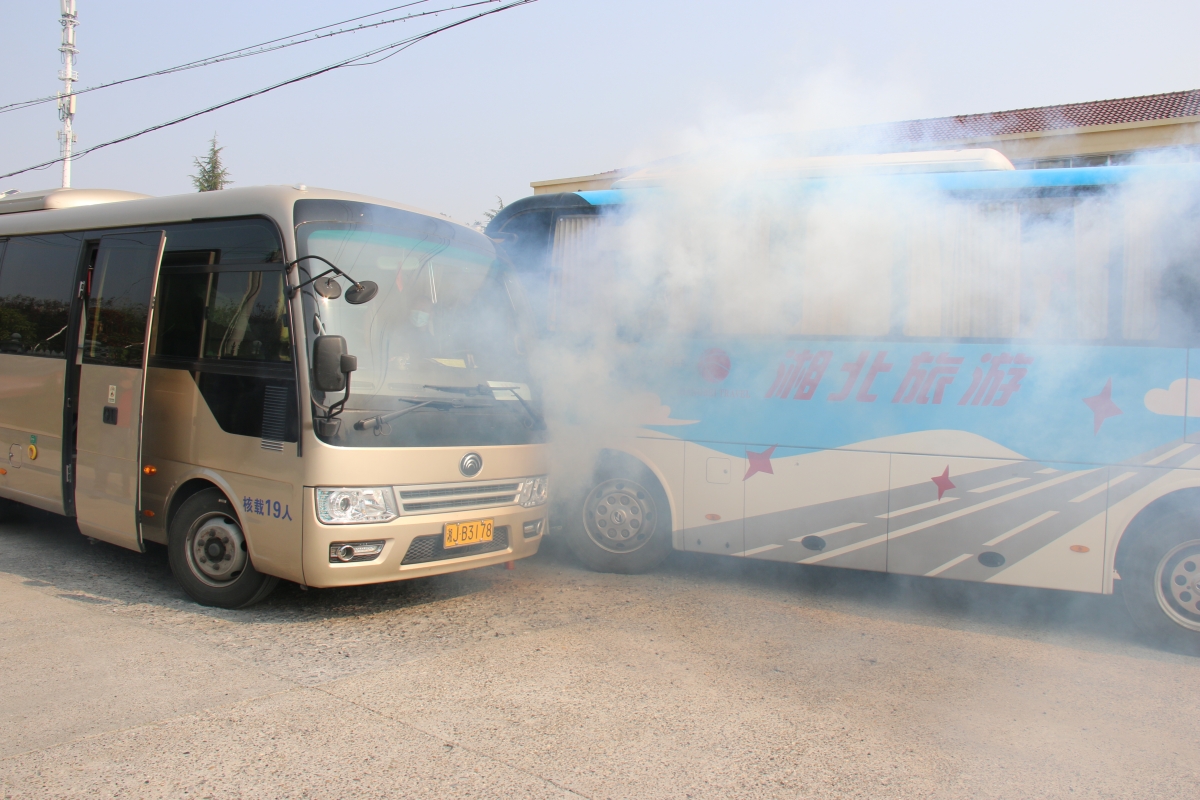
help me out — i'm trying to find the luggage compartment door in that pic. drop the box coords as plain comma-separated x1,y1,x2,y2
74,231,164,551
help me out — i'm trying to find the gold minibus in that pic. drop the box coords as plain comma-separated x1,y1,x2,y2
0,185,548,607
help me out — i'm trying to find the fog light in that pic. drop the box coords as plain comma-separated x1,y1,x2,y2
522,519,544,539
329,540,386,563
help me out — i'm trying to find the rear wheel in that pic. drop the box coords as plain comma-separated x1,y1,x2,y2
567,461,673,574
1119,509,1200,652
168,488,278,608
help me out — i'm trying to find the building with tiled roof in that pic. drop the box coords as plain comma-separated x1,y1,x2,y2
532,89,1200,194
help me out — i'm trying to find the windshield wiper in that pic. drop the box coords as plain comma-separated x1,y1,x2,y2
353,397,461,432
424,384,545,430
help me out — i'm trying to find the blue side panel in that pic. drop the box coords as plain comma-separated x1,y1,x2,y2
920,164,1200,191
575,190,629,206
574,165,1200,208
648,341,1187,466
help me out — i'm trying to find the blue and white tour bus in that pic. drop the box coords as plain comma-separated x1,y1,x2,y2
488,151,1200,647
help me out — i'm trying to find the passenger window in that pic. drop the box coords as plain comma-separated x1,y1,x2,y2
160,219,282,266
150,219,290,363
794,204,894,337
201,271,291,362
82,232,162,366
764,203,895,337
1121,191,1200,344
153,270,291,362
904,202,1022,339
1017,198,1110,341
153,272,209,358
0,233,82,357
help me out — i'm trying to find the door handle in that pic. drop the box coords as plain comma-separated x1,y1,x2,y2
102,407,118,425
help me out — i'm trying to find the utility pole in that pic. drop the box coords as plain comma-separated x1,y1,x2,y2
57,0,78,188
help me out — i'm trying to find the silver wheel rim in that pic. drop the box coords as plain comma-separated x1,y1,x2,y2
1154,538,1200,632
583,478,657,555
186,511,249,588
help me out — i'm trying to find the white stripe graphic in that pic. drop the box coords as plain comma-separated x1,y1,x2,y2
983,510,1058,546
800,469,1098,565
735,544,782,557
1144,443,1193,467
970,477,1029,494
925,553,973,577
877,497,958,519
1035,467,1058,474
790,522,865,542
1069,484,1106,503
1069,471,1136,504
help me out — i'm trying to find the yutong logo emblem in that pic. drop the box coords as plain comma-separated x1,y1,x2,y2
459,453,483,477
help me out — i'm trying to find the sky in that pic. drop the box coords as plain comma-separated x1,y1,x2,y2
0,0,1198,224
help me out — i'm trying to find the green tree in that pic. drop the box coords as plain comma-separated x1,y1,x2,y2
191,134,233,192
473,196,505,231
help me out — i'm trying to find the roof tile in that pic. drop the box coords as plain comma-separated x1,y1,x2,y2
877,89,1200,143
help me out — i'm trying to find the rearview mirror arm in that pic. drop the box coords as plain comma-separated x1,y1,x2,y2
285,255,368,299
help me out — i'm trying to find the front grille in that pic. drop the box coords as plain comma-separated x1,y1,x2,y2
401,526,510,565
395,481,521,515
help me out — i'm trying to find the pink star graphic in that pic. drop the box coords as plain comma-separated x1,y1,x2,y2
931,466,955,500
744,445,777,480
1083,378,1121,434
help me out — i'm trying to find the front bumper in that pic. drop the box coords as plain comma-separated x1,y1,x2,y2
300,487,545,588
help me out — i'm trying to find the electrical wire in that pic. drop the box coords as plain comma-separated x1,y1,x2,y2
0,0,503,116
0,0,537,182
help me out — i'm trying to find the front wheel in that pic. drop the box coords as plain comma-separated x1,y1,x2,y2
168,488,278,608
1119,510,1200,652
566,465,673,574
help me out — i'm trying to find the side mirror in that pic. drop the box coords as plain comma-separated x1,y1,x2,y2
345,281,378,305
312,335,356,392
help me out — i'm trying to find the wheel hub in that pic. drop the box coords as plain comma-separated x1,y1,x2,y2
584,479,656,554
1155,539,1200,632
188,515,248,585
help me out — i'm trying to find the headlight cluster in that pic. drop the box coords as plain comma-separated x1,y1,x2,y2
518,476,549,508
316,487,398,525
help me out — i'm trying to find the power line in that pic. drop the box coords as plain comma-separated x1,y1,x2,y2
0,0,537,182
0,0,501,117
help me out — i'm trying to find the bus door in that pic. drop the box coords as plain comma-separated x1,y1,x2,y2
73,231,165,551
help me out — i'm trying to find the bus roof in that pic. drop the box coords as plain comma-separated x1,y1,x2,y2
0,184,471,239
572,163,1200,207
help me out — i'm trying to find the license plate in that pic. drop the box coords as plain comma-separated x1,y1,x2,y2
444,518,494,548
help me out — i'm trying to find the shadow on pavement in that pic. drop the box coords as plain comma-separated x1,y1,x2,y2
0,499,1170,656
0,501,497,623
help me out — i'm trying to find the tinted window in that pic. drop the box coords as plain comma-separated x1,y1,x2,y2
203,270,291,362
153,270,291,362
147,219,295,442
151,219,290,363
0,233,82,356
197,373,298,442
154,272,209,358
497,210,554,273
83,232,162,366
162,219,282,266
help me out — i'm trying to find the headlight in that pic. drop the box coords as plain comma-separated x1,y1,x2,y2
316,487,398,525
517,476,548,508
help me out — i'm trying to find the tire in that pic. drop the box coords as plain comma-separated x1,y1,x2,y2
566,460,673,574
1118,508,1200,653
168,488,278,608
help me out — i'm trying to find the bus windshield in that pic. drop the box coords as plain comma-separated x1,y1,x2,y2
294,200,542,447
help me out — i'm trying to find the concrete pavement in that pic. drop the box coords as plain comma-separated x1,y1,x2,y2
1,503,1197,798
